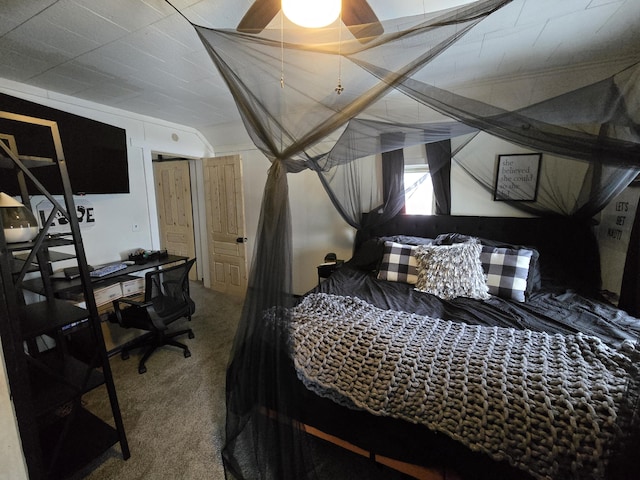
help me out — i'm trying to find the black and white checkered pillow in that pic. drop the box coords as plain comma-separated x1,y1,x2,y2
480,246,533,302
377,241,419,284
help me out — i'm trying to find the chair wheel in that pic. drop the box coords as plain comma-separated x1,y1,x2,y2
184,349,191,358
188,330,195,339
121,351,129,360
138,365,147,374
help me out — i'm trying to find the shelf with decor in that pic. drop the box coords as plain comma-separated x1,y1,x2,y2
0,111,129,479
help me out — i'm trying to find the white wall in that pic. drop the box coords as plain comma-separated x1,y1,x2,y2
289,169,355,292
202,128,355,296
451,133,595,217
451,134,532,216
0,79,214,479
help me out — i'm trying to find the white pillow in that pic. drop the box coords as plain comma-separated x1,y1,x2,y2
414,242,490,300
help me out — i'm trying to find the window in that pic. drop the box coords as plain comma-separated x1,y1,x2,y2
404,165,433,215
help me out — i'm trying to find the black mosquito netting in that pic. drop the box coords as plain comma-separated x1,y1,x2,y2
178,0,640,478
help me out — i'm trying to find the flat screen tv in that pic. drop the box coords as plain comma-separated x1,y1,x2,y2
0,93,130,195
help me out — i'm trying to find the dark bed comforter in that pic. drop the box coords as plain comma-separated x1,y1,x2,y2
316,263,640,349
297,262,640,479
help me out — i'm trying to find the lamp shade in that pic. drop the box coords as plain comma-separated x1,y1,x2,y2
282,0,341,28
0,192,39,243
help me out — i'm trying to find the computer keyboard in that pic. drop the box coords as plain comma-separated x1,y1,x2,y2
89,263,128,278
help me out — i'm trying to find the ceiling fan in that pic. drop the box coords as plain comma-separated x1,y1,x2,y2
237,0,384,42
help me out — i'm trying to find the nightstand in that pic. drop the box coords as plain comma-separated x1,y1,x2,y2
317,260,344,285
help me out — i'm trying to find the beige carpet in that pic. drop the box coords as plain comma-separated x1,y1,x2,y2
73,281,242,480
72,282,414,480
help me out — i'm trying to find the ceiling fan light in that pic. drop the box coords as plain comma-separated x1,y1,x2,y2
282,0,341,29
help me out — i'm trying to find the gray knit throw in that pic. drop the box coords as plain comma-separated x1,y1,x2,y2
289,293,639,480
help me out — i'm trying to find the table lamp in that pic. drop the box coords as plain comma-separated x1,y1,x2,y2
0,192,39,243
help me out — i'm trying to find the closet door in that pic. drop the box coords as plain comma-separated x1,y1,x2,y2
203,155,248,297
153,159,197,280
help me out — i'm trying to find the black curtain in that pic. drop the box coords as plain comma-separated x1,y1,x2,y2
617,193,640,316
425,140,452,215
382,148,405,213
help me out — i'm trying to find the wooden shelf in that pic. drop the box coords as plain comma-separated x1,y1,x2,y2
17,299,89,339
10,256,39,275
0,129,129,480
6,235,74,253
15,249,76,265
0,154,54,169
27,352,105,417
39,407,119,479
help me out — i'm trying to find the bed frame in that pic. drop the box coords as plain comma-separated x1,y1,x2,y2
356,213,602,294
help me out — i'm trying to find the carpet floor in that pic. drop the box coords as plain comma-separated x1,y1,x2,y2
73,281,242,480
72,282,412,480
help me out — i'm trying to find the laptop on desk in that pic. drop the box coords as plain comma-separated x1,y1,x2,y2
63,266,94,280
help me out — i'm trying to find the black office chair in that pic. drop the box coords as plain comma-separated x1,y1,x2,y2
112,258,196,374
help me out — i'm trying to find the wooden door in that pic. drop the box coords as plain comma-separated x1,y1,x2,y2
153,160,197,280
203,155,248,296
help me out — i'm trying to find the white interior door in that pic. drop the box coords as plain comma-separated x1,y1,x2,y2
203,155,248,296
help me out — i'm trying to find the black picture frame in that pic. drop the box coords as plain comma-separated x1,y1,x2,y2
494,153,542,201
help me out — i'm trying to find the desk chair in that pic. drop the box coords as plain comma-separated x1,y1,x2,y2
112,258,196,374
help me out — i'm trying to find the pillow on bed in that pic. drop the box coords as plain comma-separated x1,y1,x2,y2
435,232,541,294
351,236,434,272
377,241,421,284
479,238,541,293
414,242,490,300
480,246,533,302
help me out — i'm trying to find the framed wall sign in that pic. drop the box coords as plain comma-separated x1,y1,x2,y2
494,153,542,201
36,198,96,233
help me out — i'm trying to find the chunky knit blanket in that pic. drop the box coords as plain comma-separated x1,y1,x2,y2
289,293,640,480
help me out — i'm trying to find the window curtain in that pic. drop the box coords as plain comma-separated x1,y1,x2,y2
381,148,406,214
425,140,452,215
618,192,640,316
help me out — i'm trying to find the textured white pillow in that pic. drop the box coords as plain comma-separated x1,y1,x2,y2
414,241,490,300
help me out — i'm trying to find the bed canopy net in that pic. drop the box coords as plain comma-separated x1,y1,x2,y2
179,0,640,477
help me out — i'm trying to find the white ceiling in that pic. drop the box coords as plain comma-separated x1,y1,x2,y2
1,0,639,132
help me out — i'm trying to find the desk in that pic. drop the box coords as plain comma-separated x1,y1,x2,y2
23,254,188,297
22,254,188,355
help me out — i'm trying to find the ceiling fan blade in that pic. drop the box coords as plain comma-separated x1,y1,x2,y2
342,0,384,42
237,0,281,34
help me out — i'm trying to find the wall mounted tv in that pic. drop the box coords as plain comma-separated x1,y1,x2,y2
0,93,129,195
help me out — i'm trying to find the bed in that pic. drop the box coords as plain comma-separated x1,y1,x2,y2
284,214,640,480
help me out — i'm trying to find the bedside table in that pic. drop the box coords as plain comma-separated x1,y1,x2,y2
317,260,344,285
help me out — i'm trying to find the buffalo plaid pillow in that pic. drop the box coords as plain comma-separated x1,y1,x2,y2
377,241,420,284
480,246,533,302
